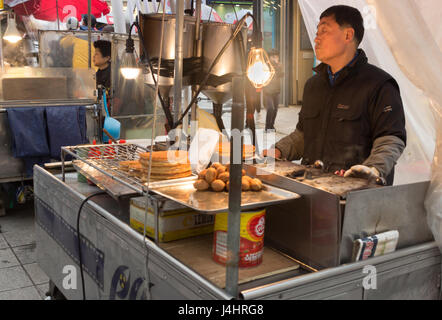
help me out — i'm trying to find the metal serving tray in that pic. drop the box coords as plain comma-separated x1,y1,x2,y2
148,176,301,214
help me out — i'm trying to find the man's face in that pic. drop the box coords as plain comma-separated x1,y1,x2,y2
314,16,351,63
93,49,109,67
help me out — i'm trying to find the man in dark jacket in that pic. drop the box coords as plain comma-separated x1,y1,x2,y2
263,5,406,185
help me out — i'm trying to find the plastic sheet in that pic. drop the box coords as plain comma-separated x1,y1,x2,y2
298,0,441,250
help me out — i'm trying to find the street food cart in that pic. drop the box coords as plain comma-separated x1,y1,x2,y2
33,156,440,300
32,4,441,300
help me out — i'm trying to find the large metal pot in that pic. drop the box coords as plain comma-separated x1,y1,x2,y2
139,13,196,61
201,22,247,104
202,22,247,78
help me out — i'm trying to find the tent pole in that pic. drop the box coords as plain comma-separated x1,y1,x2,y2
56,0,60,30
88,0,92,69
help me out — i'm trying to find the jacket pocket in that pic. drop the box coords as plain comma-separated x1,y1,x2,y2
330,106,365,144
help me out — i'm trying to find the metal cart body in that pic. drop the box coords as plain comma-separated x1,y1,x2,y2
34,166,441,300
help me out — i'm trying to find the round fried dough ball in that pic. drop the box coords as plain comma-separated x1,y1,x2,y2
194,179,210,191
211,162,222,169
211,179,226,192
226,181,230,191
250,178,263,191
241,176,250,191
205,168,217,184
243,175,253,183
218,172,230,183
198,169,207,180
242,169,246,176
216,166,226,177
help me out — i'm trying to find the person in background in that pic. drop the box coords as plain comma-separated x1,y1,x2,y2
263,49,284,131
80,14,97,31
66,16,79,31
102,25,115,33
93,40,112,90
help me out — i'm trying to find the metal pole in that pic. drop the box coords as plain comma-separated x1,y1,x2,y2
191,0,202,137
225,76,245,298
56,0,60,30
0,14,3,72
173,0,184,127
88,0,92,69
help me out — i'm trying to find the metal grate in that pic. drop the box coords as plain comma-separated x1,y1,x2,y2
61,143,150,195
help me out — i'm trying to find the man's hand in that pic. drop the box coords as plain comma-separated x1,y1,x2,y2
262,148,282,159
344,165,380,180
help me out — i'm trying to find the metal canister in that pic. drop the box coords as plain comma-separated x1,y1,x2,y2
139,13,196,61
213,209,266,268
201,22,247,105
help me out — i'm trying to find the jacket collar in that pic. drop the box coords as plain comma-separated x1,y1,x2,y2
313,49,368,85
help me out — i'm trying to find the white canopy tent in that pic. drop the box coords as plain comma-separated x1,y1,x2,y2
299,0,442,249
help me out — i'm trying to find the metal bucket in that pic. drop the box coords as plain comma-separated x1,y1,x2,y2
202,22,247,78
139,13,196,61
201,22,247,104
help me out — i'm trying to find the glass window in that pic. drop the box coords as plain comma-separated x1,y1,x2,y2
263,0,281,51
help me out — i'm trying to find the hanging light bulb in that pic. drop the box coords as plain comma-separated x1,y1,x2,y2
3,11,23,44
120,36,141,79
246,47,275,89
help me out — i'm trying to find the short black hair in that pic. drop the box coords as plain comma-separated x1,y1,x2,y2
320,5,364,46
82,14,97,27
93,40,111,58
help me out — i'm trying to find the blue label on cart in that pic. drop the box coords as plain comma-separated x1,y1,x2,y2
35,197,105,290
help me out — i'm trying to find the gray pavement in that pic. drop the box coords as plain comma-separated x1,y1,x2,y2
0,206,49,300
198,98,301,151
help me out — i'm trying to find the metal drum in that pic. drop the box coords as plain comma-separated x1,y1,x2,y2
139,13,196,61
201,22,247,104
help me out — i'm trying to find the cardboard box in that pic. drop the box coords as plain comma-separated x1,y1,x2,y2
130,197,214,242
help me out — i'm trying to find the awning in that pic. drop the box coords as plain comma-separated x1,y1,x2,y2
7,0,110,22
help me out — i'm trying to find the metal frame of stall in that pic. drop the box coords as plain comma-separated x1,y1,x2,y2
32,0,441,300
0,99,100,216
33,165,441,300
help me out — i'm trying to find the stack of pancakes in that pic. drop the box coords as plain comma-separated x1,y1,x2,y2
217,142,255,160
137,151,192,182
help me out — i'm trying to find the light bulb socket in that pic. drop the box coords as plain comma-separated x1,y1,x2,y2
126,37,135,53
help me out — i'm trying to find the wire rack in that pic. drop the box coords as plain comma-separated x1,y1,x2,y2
61,143,151,196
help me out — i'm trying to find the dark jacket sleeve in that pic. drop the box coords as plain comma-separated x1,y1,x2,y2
275,127,304,161
369,80,407,145
366,80,407,177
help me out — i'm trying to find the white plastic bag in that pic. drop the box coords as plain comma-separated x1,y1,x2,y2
188,128,221,174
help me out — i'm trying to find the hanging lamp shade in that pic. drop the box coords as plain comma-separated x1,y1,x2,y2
3,12,23,44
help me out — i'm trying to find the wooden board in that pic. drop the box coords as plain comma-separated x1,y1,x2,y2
160,234,300,289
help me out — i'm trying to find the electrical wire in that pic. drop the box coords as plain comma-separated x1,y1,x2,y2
174,12,259,129
231,1,239,23
76,190,107,300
